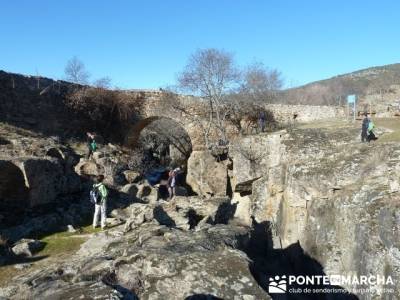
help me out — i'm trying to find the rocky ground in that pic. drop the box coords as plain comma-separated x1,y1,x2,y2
1,118,400,299
228,119,400,299
1,198,269,300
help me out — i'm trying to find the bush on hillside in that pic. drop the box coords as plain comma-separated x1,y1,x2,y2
65,87,143,141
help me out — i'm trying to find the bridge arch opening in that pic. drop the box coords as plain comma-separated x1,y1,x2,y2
125,117,193,197
126,117,192,165
0,161,29,227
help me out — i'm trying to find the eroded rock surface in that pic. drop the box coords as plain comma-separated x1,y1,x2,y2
229,124,400,298
186,151,228,198
3,221,269,300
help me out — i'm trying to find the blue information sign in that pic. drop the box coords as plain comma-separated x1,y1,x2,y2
347,95,356,104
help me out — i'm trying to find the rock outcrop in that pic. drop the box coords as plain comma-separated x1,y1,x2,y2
0,156,81,209
229,124,400,298
3,201,270,300
186,151,228,198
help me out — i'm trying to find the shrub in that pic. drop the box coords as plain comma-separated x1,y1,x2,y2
65,87,143,141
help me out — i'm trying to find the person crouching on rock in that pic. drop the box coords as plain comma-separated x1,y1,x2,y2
86,132,97,160
92,175,108,229
367,117,378,142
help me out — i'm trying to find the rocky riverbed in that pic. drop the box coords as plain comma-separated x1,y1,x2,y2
0,120,400,299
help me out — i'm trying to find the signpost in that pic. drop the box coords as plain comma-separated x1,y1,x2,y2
347,94,356,121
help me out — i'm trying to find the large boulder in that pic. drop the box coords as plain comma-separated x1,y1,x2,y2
123,203,155,232
123,170,142,183
186,151,227,198
229,132,286,192
120,183,139,200
74,159,103,177
19,158,65,207
12,239,44,257
0,158,81,208
137,183,159,203
231,192,252,226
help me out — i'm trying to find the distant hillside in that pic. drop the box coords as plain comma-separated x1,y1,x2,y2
279,63,400,106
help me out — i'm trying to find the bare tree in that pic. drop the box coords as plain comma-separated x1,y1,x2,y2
93,77,112,89
240,62,283,102
177,48,240,146
64,56,90,84
225,98,276,134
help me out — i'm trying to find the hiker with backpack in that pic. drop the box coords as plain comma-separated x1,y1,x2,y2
86,132,97,159
91,175,108,229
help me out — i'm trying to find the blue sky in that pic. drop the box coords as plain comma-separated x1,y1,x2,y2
1,0,399,89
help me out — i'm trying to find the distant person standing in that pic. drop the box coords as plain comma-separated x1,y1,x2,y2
259,111,266,133
92,175,108,229
167,168,181,199
86,132,97,159
361,113,369,142
167,170,176,199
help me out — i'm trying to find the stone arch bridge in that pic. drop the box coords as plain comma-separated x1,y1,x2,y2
123,90,345,150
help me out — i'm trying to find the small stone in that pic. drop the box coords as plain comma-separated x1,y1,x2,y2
14,263,32,270
67,224,77,233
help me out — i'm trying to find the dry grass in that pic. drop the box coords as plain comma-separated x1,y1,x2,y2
297,117,400,143
297,118,355,130
0,265,20,286
375,118,400,142
0,122,40,139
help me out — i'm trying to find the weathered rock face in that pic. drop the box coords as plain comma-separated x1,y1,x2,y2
0,157,81,208
20,158,81,207
229,124,400,298
3,218,270,299
293,146,400,297
186,151,228,198
117,195,234,233
231,192,252,226
0,129,83,218
229,132,286,193
228,132,287,226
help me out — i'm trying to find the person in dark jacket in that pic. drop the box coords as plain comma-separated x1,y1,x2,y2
259,111,266,133
361,113,369,142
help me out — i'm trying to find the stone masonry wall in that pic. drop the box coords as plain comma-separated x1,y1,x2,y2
265,103,346,123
